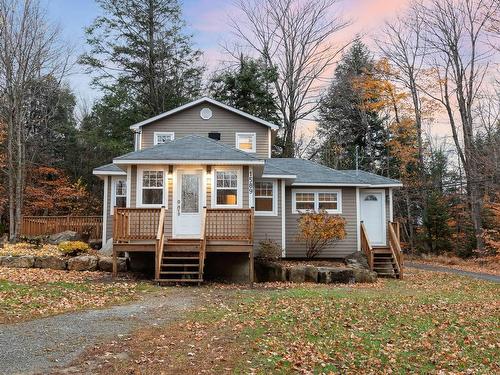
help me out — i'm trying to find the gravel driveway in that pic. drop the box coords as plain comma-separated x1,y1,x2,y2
0,289,201,375
407,262,500,283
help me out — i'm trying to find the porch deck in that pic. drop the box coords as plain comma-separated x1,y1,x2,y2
112,207,254,283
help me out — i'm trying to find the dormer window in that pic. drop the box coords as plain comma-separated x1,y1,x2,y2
236,133,256,153
154,132,175,145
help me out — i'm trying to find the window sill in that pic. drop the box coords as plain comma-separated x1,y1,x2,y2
255,211,278,217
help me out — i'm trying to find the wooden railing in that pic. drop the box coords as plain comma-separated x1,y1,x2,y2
388,221,403,279
113,208,162,242
360,222,374,270
200,207,208,277
155,208,166,280
205,208,254,243
21,216,102,240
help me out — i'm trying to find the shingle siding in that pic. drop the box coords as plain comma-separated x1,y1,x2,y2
140,103,270,158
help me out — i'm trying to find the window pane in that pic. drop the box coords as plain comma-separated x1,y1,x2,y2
296,201,315,210
142,188,163,205
143,171,163,188
255,197,273,211
237,134,254,150
255,182,273,197
319,193,337,202
115,196,127,208
115,180,126,196
296,192,314,202
217,189,238,205
155,134,173,144
319,201,338,210
181,174,199,213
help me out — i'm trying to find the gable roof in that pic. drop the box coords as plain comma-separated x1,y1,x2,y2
129,97,280,131
113,134,264,165
264,158,402,187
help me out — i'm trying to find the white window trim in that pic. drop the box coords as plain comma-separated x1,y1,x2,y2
110,176,127,215
137,165,168,208
292,188,342,214
211,166,243,208
254,179,278,216
153,131,175,145
235,132,256,153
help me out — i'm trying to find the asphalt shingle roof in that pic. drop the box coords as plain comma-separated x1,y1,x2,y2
264,158,401,186
114,135,263,163
93,163,126,174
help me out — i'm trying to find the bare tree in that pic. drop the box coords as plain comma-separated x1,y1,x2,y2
0,0,69,240
419,0,499,250
229,0,350,157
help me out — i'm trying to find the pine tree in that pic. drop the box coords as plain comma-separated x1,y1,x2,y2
316,40,387,172
80,0,203,117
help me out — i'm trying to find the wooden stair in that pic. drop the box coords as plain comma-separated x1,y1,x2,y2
372,247,400,278
156,238,206,284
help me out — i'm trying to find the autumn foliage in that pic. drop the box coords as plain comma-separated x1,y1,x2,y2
297,212,346,258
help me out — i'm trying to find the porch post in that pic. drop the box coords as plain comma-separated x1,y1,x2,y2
249,247,254,285
112,247,117,277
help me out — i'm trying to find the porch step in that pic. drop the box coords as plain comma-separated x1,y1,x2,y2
163,256,200,260
162,263,199,267
155,278,203,283
160,271,200,275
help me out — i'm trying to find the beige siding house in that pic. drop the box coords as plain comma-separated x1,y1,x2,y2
93,97,402,283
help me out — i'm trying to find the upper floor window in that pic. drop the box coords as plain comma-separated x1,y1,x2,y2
255,180,277,216
154,132,175,145
236,133,256,153
113,179,127,208
212,167,242,208
292,190,342,214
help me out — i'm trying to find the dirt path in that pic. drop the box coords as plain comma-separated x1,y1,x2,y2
0,288,202,375
407,262,500,283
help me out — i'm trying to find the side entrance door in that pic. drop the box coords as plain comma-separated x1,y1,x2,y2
174,169,203,238
360,190,386,246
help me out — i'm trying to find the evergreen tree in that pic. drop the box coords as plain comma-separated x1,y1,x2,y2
316,40,387,172
80,0,203,117
208,56,280,125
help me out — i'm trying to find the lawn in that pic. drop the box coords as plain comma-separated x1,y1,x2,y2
72,269,500,374
0,267,154,323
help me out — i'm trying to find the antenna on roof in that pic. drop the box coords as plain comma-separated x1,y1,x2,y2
355,145,359,175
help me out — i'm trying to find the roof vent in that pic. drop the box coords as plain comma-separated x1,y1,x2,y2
200,107,212,120
208,132,221,141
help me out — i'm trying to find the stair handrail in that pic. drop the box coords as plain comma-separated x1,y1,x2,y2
199,207,208,278
155,207,166,280
388,221,403,279
360,221,374,270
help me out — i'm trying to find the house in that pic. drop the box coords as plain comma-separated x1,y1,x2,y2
93,97,403,283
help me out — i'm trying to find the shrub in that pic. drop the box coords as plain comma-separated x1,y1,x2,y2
58,241,90,256
297,211,346,258
257,238,282,260
18,235,48,249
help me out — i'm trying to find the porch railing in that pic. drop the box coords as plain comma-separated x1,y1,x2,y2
388,221,403,279
205,208,254,243
21,216,102,240
113,208,162,242
360,222,374,270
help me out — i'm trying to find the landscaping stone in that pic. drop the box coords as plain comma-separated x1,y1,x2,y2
317,267,355,284
287,265,307,283
254,260,286,282
67,255,98,271
0,255,35,268
304,265,319,282
89,240,103,250
344,251,370,270
34,256,67,270
48,231,80,245
352,268,377,283
98,256,127,272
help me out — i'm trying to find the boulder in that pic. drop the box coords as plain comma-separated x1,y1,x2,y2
89,240,103,250
304,265,319,282
344,251,370,270
286,265,307,283
34,256,67,270
99,238,113,256
48,231,80,245
352,268,377,283
67,255,98,271
317,267,355,284
0,255,34,268
98,256,127,272
254,260,287,282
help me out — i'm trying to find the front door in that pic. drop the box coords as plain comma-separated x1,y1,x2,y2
174,170,203,238
360,190,386,246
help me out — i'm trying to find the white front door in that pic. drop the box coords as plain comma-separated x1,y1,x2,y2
360,190,386,246
174,169,203,238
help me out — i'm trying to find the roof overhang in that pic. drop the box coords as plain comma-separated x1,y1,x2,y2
92,170,127,176
291,182,403,188
113,159,265,166
261,174,297,179
129,97,280,131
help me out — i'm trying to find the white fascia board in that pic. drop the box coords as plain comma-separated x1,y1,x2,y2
291,182,403,188
261,174,297,179
93,170,127,176
130,97,280,130
113,159,265,166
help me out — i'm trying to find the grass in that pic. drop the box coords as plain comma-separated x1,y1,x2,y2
71,269,500,374
0,267,155,323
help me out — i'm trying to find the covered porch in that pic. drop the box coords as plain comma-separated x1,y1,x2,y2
112,207,254,283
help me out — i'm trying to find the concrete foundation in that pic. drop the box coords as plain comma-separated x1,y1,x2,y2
204,253,250,283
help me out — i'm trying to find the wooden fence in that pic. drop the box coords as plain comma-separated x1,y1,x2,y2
21,216,103,240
